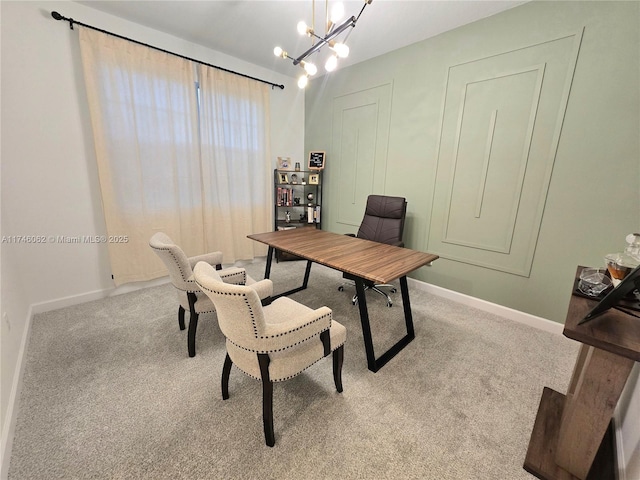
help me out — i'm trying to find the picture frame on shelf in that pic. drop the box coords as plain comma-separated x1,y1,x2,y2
277,156,291,170
279,172,289,184
290,173,299,184
309,173,319,185
308,151,325,170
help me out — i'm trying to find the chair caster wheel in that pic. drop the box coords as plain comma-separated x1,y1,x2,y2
338,286,344,291
390,288,397,293
386,302,393,308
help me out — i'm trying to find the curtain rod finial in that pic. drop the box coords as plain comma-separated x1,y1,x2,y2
51,11,63,20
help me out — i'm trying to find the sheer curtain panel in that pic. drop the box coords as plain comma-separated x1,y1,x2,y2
198,66,271,260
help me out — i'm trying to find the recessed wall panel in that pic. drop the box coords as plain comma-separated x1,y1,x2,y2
444,66,544,253
331,85,392,228
336,103,378,225
429,31,583,276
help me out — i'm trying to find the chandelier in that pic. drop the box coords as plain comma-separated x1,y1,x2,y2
273,0,373,88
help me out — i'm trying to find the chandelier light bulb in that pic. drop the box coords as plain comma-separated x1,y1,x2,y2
273,46,283,57
297,21,308,35
297,74,309,89
325,55,338,72
303,62,318,76
333,42,349,58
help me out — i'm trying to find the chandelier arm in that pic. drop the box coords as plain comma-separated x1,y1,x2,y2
355,2,369,23
293,16,356,65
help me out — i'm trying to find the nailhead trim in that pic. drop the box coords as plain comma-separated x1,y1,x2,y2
150,244,190,282
230,340,346,383
198,283,334,351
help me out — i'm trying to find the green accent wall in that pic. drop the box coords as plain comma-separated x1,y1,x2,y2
305,1,639,323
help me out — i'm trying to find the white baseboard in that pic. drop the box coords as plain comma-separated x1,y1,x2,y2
1,305,34,480
407,277,564,335
30,277,171,314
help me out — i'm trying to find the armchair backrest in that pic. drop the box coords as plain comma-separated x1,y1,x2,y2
193,262,266,352
356,195,407,247
149,232,193,290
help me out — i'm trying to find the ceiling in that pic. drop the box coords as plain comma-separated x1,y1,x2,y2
76,0,528,79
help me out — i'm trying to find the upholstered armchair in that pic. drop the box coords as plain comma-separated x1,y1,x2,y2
149,232,273,357
338,195,408,307
193,261,346,447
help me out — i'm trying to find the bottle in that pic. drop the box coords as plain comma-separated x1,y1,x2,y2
605,233,640,286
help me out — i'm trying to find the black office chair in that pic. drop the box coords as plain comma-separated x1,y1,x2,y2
338,195,407,307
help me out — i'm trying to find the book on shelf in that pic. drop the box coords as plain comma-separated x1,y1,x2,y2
276,187,293,207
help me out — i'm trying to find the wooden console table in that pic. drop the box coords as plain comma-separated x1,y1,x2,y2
524,267,640,479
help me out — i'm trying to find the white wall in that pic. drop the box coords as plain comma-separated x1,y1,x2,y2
0,0,304,473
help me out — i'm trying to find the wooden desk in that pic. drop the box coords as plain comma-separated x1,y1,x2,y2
248,229,439,372
524,266,640,479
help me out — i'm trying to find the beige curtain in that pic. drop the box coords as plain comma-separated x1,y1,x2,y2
198,66,271,261
79,28,270,285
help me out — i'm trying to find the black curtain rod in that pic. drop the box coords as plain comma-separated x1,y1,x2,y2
51,11,285,90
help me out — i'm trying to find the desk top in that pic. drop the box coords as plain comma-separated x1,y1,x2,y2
564,266,640,361
248,229,439,285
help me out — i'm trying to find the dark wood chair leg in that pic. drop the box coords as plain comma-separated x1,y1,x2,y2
187,314,199,357
320,330,331,357
187,292,198,357
333,345,344,393
222,353,232,400
178,305,186,330
258,353,275,447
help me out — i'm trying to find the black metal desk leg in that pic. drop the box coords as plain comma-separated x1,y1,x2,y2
355,275,416,373
302,260,313,289
400,276,415,338
354,278,377,371
270,259,313,300
264,246,274,279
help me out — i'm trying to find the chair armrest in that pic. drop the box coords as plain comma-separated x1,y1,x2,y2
261,305,332,352
183,266,243,292
219,267,273,299
188,251,223,269
250,279,274,300
218,267,247,285
345,233,356,238
183,277,199,293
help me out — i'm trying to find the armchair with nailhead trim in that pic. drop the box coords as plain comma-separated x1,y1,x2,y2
193,261,346,447
149,232,273,357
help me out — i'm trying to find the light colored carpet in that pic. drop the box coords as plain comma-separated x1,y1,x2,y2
8,259,578,479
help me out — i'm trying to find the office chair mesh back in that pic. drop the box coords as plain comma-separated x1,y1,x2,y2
356,195,407,247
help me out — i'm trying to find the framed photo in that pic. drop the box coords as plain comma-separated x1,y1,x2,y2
277,156,291,170
308,151,325,170
309,173,319,185
279,172,289,184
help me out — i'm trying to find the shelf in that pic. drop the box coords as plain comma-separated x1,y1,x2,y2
524,388,615,480
273,168,322,261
